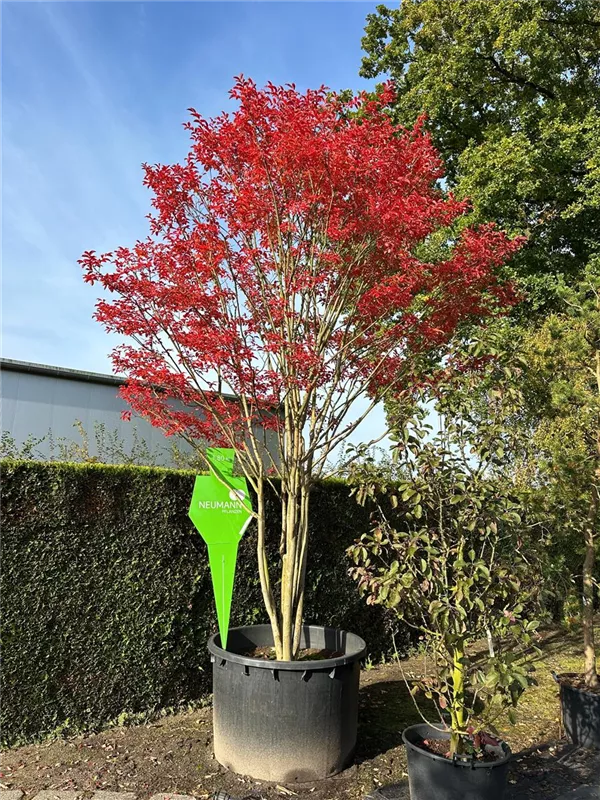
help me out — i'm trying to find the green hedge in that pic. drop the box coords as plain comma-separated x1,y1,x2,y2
1,460,399,747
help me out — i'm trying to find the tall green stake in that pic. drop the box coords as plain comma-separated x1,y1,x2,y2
188,448,252,648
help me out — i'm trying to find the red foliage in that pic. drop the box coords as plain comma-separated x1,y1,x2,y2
80,77,522,452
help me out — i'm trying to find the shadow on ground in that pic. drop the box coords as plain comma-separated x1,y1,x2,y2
508,742,600,799
356,679,437,762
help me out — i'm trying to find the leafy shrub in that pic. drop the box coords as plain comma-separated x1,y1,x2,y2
348,416,546,754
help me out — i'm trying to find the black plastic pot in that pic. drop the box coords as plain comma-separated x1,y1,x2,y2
559,673,600,748
207,624,366,782
402,723,511,800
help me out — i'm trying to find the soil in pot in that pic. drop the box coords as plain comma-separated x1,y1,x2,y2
558,672,600,748
402,723,511,800
559,674,600,694
241,645,343,660
418,735,503,763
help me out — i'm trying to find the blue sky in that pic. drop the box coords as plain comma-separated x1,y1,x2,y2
3,0,396,449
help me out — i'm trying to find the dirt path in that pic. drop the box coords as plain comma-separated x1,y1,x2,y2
2,628,599,800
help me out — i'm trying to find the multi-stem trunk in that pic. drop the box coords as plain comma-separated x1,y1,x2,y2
254,475,310,661
449,643,466,756
253,389,312,661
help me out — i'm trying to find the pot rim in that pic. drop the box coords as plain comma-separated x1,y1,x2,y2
557,672,600,698
402,722,512,769
208,623,366,671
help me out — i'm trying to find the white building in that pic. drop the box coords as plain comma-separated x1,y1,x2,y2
0,358,278,469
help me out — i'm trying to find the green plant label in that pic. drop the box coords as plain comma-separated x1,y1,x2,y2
188,448,252,649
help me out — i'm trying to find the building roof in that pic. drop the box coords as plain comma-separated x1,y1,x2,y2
0,358,125,387
0,358,255,408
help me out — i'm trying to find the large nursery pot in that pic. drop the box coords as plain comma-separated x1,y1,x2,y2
559,673,600,748
207,624,367,782
402,723,511,800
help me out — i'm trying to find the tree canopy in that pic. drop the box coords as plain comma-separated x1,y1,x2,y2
361,0,600,310
81,78,520,660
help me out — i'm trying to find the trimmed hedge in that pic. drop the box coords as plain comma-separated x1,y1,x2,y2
1,460,398,747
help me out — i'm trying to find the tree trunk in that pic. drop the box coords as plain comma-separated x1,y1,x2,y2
449,644,466,755
256,480,282,658
583,511,598,689
280,465,305,660
278,475,312,660
586,347,600,689
292,485,310,657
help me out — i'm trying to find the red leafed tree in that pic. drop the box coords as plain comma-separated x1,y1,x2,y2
81,77,521,660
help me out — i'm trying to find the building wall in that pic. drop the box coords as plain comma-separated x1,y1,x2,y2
0,360,279,469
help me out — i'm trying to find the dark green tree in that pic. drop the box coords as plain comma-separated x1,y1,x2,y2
397,266,600,690
361,0,600,311
519,265,600,688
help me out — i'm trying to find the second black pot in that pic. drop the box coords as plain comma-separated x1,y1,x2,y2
402,723,511,800
559,673,600,748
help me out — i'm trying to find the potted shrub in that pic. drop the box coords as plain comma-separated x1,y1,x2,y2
81,78,521,781
348,411,544,800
